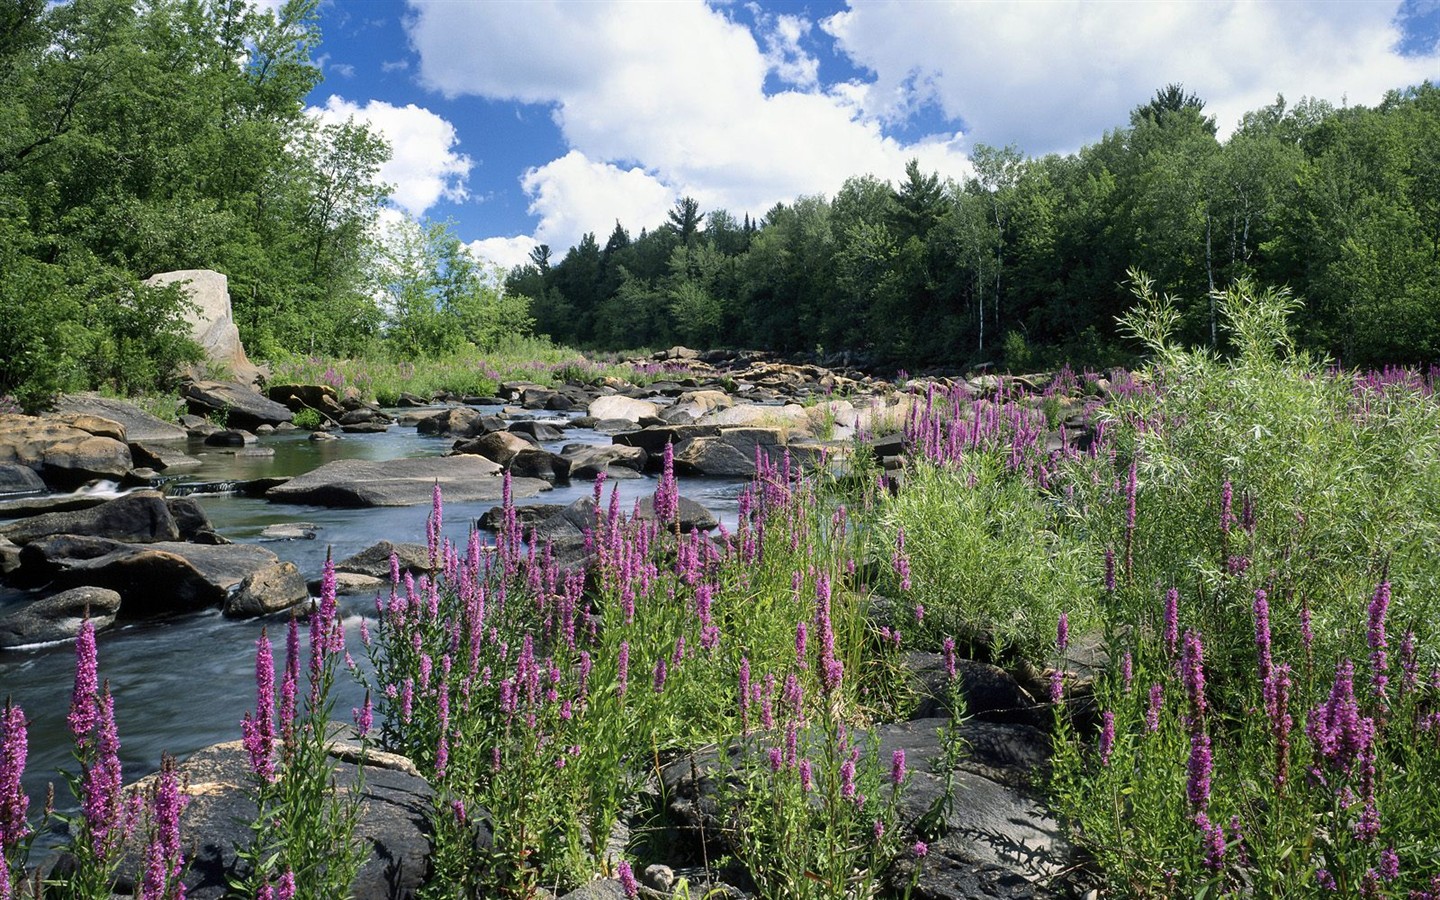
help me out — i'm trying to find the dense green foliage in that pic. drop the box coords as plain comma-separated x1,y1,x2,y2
509,83,1440,370
0,0,531,408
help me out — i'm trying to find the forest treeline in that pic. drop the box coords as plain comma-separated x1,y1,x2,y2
507,83,1440,370
2,0,1437,408
0,0,528,407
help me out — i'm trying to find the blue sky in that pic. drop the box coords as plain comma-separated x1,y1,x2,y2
285,0,1440,270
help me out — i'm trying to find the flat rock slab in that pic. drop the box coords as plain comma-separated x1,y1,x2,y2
265,457,550,507
41,541,281,617
181,381,294,430
52,394,188,443
0,586,121,649
0,490,179,545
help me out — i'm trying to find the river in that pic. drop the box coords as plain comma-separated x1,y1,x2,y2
0,410,747,812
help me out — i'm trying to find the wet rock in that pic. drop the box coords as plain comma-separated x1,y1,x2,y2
223,561,309,618
415,407,495,438
507,419,565,441
181,381,294,430
611,424,720,462
633,495,718,533
476,503,567,534
39,541,282,617
0,491,180,545
561,445,647,481
128,441,203,471
0,537,18,576
265,457,550,508
204,429,256,447
0,463,45,496
166,496,215,541
673,427,786,477
452,430,536,466
509,447,569,485
53,394,188,443
0,586,121,649
258,522,318,541
336,541,434,580
342,421,392,434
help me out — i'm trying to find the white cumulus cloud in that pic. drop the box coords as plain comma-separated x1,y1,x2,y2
405,0,973,252
308,95,473,219
466,235,540,272
821,0,1440,153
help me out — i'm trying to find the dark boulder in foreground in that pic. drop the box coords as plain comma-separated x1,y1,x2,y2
264,457,550,507
0,586,121,649
0,490,180,545
112,736,443,900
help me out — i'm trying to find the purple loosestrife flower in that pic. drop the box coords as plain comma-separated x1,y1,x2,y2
653,657,668,693
655,442,679,525
275,870,296,900
69,618,99,744
840,759,856,800
82,686,124,855
617,860,639,900
139,753,187,900
279,618,299,748
1187,730,1212,811
353,692,373,738
245,629,276,779
1254,590,1273,684
799,759,812,791
1367,580,1391,699
892,749,907,786
1162,589,1179,659
1380,846,1399,881
913,840,928,858
914,604,924,624
1099,711,1115,766
1145,683,1163,733
767,747,783,772
1056,611,1069,653
942,636,957,681
794,620,808,668
0,705,29,851
617,641,630,699
892,528,912,592
1195,812,1225,872
1182,630,1208,722
1220,480,1234,538
1120,651,1133,692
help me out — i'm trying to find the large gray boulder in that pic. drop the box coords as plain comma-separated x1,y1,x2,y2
144,269,265,386
266,457,550,508
673,427,786,477
33,541,282,617
181,381,294,430
452,430,535,466
52,394,187,443
0,463,45,497
415,407,498,438
0,491,180,545
222,561,310,618
336,541,435,580
0,586,121,649
587,395,661,423
561,445,647,481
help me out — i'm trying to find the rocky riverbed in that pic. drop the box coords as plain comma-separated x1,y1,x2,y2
0,349,1102,899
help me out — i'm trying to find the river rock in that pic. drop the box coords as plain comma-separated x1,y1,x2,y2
203,428,256,447
476,503,568,534
562,445,647,481
0,586,122,649
336,541,435,580
223,561,309,618
0,537,18,576
0,463,45,496
633,495,718,533
0,491,180,545
452,430,535,466
588,395,661,423
39,541,281,616
611,424,720,462
507,419,565,441
509,447,569,485
265,456,550,508
268,383,345,420
904,652,1045,728
697,403,810,433
51,394,187,443
415,407,496,438
0,414,134,488
127,441,203,471
673,427,786,477
112,737,438,900
181,381,294,430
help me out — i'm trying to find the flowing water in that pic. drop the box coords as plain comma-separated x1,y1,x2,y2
0,412,746,809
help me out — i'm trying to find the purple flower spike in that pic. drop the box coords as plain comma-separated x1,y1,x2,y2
617,860,639,900
1162,588,1179,658
1367,580,1391,699
942,637,957,682
913,840,928,858
1187,730,1212,811
1099,710,1115,766
0,704,31,850
891,749,907,785
68,618,100,744
1056,611,1069,653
